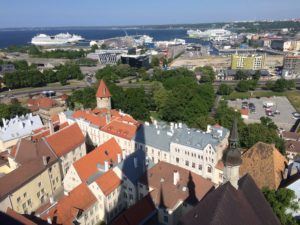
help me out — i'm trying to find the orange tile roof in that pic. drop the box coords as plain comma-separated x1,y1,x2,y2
41,183,97,225
72,110,107,128
95,170,122,196
215,160,224,170
73,138,122,181
96,79,111,98
139,161,214,209
240,108,249,116
101,120,139,140
51,114,60,124
27,97,57,109
46,123,85,157
32,130,50,141
240,142,287,189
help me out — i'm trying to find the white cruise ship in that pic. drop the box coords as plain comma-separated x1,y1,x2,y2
187,29,231,41
31,33,84,46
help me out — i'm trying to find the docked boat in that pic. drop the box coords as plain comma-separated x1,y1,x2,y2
31,33,84,46
187,29,232,41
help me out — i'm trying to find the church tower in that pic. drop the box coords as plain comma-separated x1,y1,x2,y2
222,117,242,189
96,80,112,110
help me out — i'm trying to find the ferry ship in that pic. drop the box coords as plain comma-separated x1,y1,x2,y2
31,33,84,46
187,29,231,41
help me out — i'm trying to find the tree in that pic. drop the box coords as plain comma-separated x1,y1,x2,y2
195,66,215,83
286,80,296,90
265,80,274,90
217,84,233,95
260,117,277,130
91,44,99,52
69,87,97,109
253,70,261,80
151,56,160,67
239,123,285,154
123,87,150,121
236,80,250,92
262,188,298,225
235,70,248,80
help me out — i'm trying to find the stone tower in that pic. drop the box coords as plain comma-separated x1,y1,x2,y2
96,80,111,110
222,117,242,189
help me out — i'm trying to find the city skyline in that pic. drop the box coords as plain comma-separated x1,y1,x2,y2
1,0,300,28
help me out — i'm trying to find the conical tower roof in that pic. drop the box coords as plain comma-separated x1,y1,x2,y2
222,117,242,167
96,80,111,98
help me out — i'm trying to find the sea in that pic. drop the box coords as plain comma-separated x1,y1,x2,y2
0,28,209,49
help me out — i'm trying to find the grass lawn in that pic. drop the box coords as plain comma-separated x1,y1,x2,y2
224,90,300,112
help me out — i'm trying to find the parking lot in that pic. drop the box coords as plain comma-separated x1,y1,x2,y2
227,96,297,131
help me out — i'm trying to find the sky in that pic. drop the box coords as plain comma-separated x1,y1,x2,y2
1,0,300,28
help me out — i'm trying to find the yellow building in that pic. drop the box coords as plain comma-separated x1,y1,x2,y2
0,138,63,214
231,54,265,70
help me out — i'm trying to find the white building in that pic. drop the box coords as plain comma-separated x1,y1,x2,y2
134,122,229,185
0,114,43,152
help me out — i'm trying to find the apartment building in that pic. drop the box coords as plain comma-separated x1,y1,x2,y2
45,123,86,176
63,137,122,192
134,122,229,184
0,138,61,214
37,182,101,225
137,161,214,225
0,114,43,152
231,54,265,70
283,55,300,78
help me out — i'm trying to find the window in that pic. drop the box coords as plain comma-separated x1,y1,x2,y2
164,215,169,223
207,166,212,173
22,203,26,209
23,192,27,198
41,188,45,194
192,163,195,168
199,164,202,170
37,192,40,198
38,182,42,187
139,184,143,189
140,193,144,199
185,160,189,166
27,199,31,206
176,157,179,163
129,194,133,200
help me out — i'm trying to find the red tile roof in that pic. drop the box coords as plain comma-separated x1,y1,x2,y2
95,170,122,196
96,79,111,98
110,195,156,225
240,108,249,116
41,183,97,225
139,161,214,209
27,97,57,109
46,123,85,157
101,120,139,140
73,138,122,181
51,114,60,125
72,110,107,128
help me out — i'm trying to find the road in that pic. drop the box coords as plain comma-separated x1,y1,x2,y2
0,84,88,101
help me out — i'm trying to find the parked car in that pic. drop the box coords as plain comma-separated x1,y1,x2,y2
241,101,248,109
292,112,300,119
263,102,274,108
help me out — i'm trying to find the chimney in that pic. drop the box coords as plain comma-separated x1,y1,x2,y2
117,153,122,163
2,118,6,127
122,151,126,160
106,112,111,124
157,130,160,135
42,156,48,166
134,157,138,169
64,190,69,196
48,120,54,135
173,170,180,185
50,196,54,204
47,217,52,224
104,160,109,172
